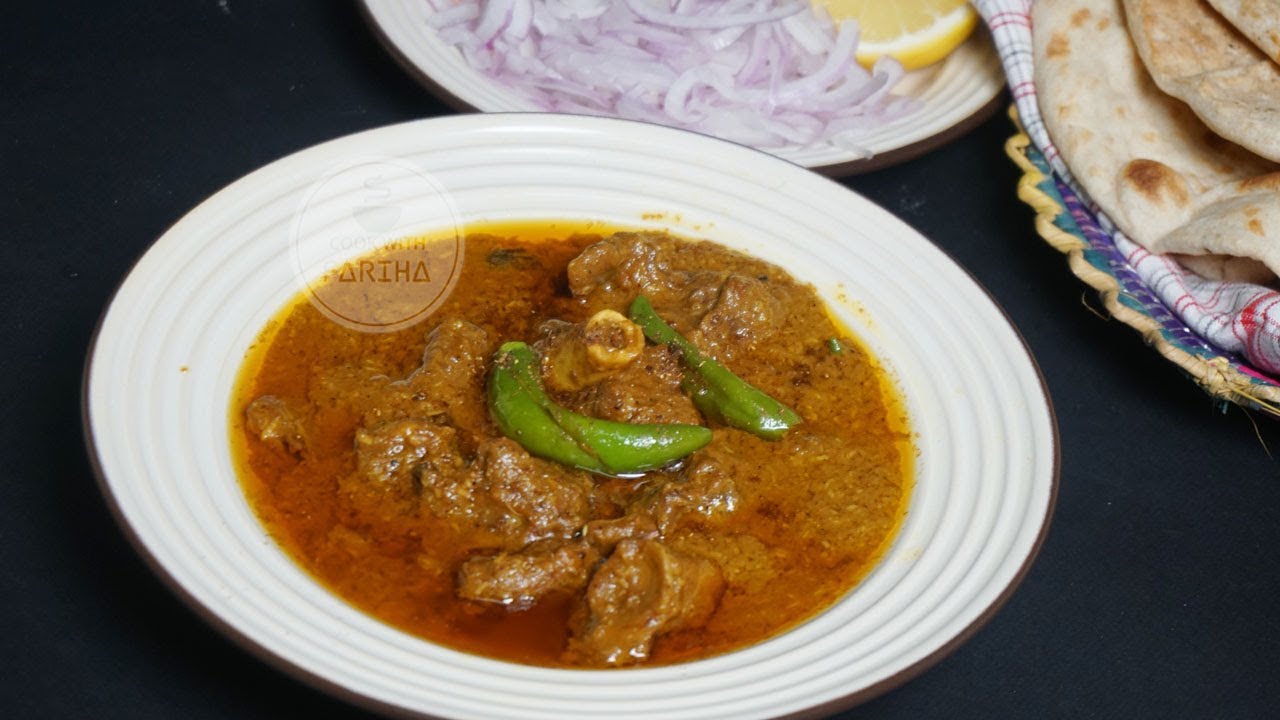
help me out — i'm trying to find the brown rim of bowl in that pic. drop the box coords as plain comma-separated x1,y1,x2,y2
82,268,1058,718
354,0,1008,179
80,147,1059,720
82,248,1059,718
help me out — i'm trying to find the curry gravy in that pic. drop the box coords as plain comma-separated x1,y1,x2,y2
231,222,913,667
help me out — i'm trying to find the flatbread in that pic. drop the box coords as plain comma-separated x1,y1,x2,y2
1206,0,1280,62
1033,0,1280,278
1158,177,1280,273
1124,0,1280,163
1168,254,1276,284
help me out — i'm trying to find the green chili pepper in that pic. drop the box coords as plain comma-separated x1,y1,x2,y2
826,337,844,354
628,296,802,441
487,341,712,476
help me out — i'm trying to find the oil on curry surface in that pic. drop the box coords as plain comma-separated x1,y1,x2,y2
231,222,913,668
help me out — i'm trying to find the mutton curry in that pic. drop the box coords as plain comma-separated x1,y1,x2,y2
231,223,912,668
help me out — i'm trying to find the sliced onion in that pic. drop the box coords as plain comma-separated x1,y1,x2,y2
430,0,921,149
472,0,517,45
622,0,806,31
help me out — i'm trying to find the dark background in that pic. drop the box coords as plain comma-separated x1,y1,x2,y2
4,1,1278,718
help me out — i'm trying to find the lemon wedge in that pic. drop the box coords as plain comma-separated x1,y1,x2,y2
814,0,979,71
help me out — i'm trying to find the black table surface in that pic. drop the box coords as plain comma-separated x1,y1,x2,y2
5,1,1278,718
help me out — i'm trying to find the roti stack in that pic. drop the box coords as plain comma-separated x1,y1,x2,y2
1125,0,1280,163
1206,0,1280,62
1032,0,1280,282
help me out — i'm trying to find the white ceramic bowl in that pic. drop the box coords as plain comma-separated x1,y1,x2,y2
358,0,1007,174
84,114,1057,719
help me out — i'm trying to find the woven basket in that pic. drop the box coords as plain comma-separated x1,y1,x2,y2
1004,107,1280,417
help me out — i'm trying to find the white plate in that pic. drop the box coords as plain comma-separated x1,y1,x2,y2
84,114,1057,719
359,0,1006,174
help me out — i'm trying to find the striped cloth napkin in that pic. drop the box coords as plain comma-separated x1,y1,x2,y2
972,0,1280,376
